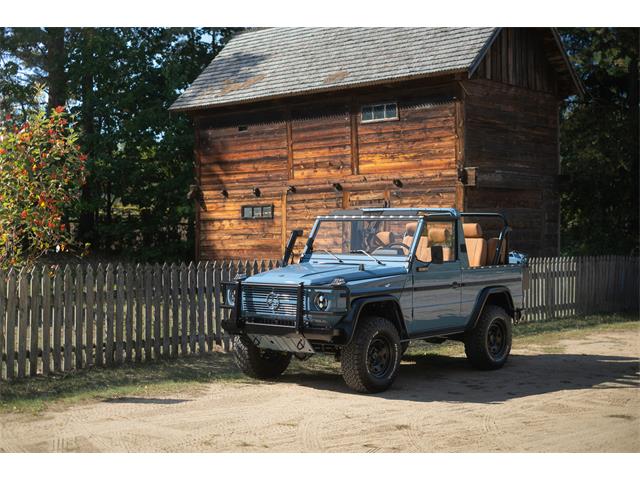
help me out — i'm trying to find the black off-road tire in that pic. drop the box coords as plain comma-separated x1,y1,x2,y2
341,316,402,393
233,335,292,379
464,305,512,370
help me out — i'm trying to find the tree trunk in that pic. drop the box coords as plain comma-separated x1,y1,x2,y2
45,28,67,111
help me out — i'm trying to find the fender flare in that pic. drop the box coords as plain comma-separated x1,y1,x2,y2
335,295,408,344
465,286,515,332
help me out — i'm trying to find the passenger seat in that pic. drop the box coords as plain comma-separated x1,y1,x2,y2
463,223,487,267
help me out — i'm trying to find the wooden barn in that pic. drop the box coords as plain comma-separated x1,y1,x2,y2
170,27,583,260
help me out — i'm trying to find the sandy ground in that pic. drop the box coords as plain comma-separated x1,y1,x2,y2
1,328,638,452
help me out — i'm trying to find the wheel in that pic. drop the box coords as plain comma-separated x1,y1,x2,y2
233,335,292,379
341,316,402,393
464,305,512,370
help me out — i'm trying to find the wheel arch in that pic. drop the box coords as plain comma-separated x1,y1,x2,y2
336,295,408,344
465,286,515,332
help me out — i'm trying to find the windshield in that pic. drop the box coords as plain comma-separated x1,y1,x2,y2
309,217,419,258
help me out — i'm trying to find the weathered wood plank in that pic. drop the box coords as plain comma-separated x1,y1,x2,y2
188,262,197,353
75,265,84,370
29,267,41,376
63,266,73,372
105,264,115,366
125,265,134,362
95,264,105,367
180,263,188,355
197,262,206,354
85,266,95,368
135,264,144,362
171,263,179,357
162,263,170,357
0,272,5,379
115,265,125,364
213,262,222,345
144,265,153,361
205,261,214,351
153,264,162,360
5,270,17,379
17,268,29,378
52,268,63,371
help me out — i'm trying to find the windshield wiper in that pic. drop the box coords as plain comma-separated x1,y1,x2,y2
316,249,343,263
350,250,385,265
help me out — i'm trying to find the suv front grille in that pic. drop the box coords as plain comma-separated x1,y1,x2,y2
242,284,301,321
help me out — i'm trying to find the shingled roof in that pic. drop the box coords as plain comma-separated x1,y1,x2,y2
169,27,500,112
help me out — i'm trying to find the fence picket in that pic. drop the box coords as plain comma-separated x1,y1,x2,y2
75,265,84,369
180,263,188,355
85,266,94,367
95,264,105,367
188,262,197,353
135,264,143,362
153,264,162,360
0,273,5,379
125,265,133,362
105,264,115,366
214,262,222,345
29,267,41,376
5,270,17,379
171,264,179,357
52,268,62,371
205,261,214,351
17,268,29,378
197,262,206,354
144,265,152,361
115,265,125,364
162,263,170,357
63,266,73,372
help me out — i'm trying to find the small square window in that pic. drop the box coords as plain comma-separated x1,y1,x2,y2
361,102,398,123
241,204,275,220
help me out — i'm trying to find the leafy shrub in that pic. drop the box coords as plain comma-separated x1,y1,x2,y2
0,106,86,268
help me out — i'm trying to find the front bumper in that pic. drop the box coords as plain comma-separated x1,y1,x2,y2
220,280,348,348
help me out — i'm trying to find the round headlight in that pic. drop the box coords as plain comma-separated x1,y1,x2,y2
314,292,328,311
227,287,237,305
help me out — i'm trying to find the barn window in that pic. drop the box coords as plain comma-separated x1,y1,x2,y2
361,102,398,123
241,204,274,220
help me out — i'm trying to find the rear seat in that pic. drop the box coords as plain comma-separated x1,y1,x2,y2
487,237,507,265
403,223,453,263
463,223,487,267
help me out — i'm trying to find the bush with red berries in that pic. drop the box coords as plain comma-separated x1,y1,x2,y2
0,107,86,268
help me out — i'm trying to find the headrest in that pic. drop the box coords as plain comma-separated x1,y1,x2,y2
376,231,395,245
428,227,450,244
405,222,418,236
463,223,483,238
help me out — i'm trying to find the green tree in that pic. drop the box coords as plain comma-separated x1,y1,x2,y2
559,28,639,255
1,27,241,262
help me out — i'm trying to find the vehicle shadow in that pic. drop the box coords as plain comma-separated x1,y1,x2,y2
278,352,640,404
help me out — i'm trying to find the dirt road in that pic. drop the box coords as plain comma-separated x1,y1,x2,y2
1,327,638,452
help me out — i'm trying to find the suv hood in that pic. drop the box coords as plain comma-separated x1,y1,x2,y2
245,261,407,286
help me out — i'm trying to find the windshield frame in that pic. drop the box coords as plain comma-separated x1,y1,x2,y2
302,214,425,262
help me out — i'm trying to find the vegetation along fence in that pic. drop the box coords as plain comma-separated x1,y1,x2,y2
0,255,638,380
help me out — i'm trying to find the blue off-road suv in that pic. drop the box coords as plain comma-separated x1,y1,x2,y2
222,208,524,393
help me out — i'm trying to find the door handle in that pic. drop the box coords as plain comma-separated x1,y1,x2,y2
451,281,460,289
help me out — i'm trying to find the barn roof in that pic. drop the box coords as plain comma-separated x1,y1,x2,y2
170,27,581,112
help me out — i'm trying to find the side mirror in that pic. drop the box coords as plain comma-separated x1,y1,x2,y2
282,229,303,266
430,246,444,264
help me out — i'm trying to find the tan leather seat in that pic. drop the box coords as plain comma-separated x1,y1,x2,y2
487,237,507,265
404,222,429,261
375,231,395,247
428,227,453,262
463,223,487,267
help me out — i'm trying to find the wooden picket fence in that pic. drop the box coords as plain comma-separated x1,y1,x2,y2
522,255,639,322
0,255,638,380
0,259,279,381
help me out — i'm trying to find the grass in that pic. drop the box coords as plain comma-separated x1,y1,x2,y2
1,313,637,414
